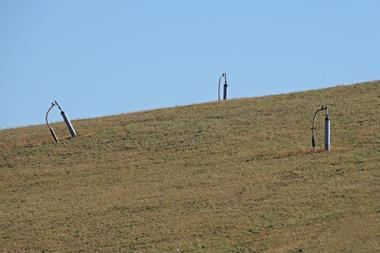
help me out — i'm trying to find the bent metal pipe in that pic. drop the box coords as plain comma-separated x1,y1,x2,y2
45,101,77,143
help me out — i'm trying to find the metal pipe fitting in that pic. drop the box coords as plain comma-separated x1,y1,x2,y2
218,73,228,101
45,101,77,143
55,101,77,138
311,105,331,151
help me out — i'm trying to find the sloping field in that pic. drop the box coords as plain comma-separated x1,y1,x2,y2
1,81,380,252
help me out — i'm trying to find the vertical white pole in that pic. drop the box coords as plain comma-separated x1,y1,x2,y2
325,110,330,151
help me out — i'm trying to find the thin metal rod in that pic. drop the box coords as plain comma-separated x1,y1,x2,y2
311,105,327,149
218,75,222,101
325,109,330,151
45,103,59,143
54,100,63,111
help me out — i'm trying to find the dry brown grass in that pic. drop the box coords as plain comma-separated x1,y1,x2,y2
1,81,380,252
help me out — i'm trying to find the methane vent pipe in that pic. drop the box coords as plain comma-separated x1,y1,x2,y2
54,100,77,138
311,105,331,151
324,108,330,151
218,73,228,101
45,101,77,142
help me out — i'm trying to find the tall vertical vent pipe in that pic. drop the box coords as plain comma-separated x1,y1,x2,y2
324,108,330,151
311,105,331,151
218,73,228,101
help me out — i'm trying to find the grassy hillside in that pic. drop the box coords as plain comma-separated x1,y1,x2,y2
1,81,379,252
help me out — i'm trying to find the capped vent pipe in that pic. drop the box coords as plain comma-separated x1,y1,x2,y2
311,105,330,151
45,100,77,142
55,100,77,138
325,108,330,151
218,73,228,101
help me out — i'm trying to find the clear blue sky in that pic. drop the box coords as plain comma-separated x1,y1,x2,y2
1,0,379,128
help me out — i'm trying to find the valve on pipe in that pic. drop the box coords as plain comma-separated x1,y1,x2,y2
218,73,228,101
311,105,330,151
45,100,77,143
